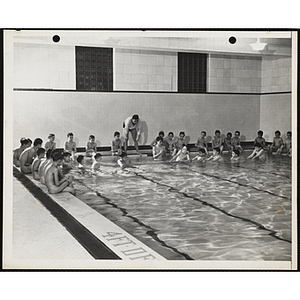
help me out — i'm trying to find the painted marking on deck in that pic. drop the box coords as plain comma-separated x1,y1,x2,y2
20,171,165,260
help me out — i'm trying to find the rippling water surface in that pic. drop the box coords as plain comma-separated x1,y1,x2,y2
70,153,292,261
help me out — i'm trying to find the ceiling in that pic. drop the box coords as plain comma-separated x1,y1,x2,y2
12,30,293,57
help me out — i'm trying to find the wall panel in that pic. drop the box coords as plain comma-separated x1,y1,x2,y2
13,91,260,149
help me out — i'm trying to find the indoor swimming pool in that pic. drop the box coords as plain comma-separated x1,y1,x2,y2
68,152,292,261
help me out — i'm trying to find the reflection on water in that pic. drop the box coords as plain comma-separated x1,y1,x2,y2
70,153,292,261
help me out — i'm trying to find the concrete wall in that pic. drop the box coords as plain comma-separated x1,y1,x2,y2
209,54,261,93
13,42,75,89
13,91,260,149
114,48,177,91
260,94,292,142
261,57,291,93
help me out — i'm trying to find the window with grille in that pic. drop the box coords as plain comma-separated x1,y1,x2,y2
76,46,113,91
178,52,207,93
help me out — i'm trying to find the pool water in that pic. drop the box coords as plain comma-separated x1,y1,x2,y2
68,152,292,261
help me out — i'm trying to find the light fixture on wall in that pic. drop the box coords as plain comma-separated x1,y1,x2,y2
250,38,267,51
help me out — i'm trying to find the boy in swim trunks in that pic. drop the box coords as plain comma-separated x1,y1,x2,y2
64,132,77,160
151,131,166,147
173,131,187,157
38,149,53,184
254,130,266,149
19,138,43,174
45,151,75,195
123,114,142,154
212,130,224,154
223,132,233,153
13,137,29,167
111,131,123,156
268,130,284,155
86,135,97,157
230,149,240,162
164,132,176,155
152,136,166,160
207,147,223,162
117,151,133,169
92,153,102,173
61,151,73,174
192,148,207,162
283,131,292,156
170,145,191,162
44,133,56,152
195,131,208,155
77,155,86,175
232,131,243,153
247,142,265,160
32,147,45,180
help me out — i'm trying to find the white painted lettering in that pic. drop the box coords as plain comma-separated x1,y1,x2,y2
130,253,156,260
121,247,147,256
113,238,136,247
102,232,122,238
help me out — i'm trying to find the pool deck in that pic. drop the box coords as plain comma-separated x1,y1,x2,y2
5,168,165,269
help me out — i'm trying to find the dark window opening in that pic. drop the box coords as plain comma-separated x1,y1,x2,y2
76,46,113,91
178,52,207,93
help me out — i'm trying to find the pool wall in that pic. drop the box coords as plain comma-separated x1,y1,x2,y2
13,90,291,149
13,91,264,148
260,93,292,141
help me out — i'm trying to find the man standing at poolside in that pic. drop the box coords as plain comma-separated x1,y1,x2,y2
123,114,142,154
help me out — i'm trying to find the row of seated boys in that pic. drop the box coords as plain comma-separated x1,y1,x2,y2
13,133,131,195
14,137,76,195
151,130,292,162
14,128,292,186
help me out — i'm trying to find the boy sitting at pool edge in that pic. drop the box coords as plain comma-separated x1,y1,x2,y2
195,131,208,155
150,131,166,147
223,132,233,153
207,147,223,162
38,149,53,184
86,135,97,157
152,136,166,160
45,133,56,152
173,131,187,157
19,138,43,174
268,130,284,155
254,130,266,149
231,149,240,162
164,131,176,155
232,131,243,153
13,137,30,167
170,145,191,162
65,132,77,160
212,130,224,154
111,131,123,156
247,142,264,160
45,151,75,195
31,147,45,180
192,148,207,162
283,131,292,157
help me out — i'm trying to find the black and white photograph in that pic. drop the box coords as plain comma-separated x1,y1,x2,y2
3,29,297,270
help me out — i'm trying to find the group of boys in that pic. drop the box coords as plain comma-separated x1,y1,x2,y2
13,122,292,196
14,134,75,195
150,129,292,162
